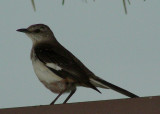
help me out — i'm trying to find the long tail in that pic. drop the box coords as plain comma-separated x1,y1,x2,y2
90,76,139,98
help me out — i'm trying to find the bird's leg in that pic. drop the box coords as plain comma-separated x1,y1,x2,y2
63,88,76,104
50,92,63,105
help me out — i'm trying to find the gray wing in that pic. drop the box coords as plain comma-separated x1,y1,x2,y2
34,44,101,93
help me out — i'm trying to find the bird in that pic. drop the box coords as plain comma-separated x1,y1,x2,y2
17,24,139,105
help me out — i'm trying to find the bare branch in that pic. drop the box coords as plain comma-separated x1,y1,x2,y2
31,0,36,11
123,0,127,14
30,0,146,14
62,0,65,5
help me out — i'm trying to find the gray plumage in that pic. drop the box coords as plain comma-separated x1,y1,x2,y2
17,24,139,104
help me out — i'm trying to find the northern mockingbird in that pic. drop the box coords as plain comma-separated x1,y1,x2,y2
17,24,139,105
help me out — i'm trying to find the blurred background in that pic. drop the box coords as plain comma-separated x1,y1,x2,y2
0,0,160,108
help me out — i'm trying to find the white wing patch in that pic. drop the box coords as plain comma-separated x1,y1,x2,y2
90,78,110,89
32,60,62,84
46,63,62,71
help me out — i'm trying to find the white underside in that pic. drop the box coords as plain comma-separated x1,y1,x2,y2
32,59,62,84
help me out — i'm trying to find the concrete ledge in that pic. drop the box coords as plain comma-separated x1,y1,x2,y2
1,96,160,114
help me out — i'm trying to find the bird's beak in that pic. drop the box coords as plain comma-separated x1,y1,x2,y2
16,28,29,33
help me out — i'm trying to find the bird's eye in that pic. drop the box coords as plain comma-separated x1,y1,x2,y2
34,29,40,33
40,26,45,30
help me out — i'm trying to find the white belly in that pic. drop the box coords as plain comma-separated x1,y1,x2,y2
32,59,62,84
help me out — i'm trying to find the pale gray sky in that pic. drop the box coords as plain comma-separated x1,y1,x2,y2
0,0,160,108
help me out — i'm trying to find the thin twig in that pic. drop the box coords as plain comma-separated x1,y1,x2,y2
128,0,131,5
31,0,36,11
123,0,127,14
62,0,65,5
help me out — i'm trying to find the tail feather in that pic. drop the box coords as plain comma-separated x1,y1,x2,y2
90,77,139,98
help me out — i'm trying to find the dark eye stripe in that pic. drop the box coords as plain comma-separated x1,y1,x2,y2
34,29,40,33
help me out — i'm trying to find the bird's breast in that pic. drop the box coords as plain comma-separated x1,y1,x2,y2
32,59,68,93
32,59,62,83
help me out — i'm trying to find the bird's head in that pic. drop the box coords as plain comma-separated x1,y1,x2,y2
17,24,55,43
